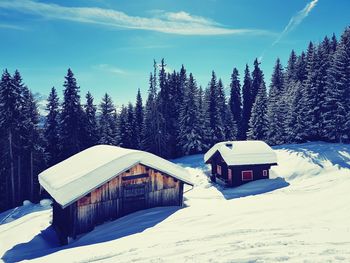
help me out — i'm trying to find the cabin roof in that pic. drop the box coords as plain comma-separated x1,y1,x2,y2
39,145,193,208
204,140,277,166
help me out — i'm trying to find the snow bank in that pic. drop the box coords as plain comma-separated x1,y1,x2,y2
1,142,350,262
39,145,193,208
204,140,277,166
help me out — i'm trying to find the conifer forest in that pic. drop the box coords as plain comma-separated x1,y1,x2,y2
0,27,349,212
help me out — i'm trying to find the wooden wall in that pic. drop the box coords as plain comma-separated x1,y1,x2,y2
208,152,273,187
53,163,184,243
229,164,272,187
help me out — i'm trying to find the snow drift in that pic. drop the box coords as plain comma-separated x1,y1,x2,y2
1,142,350,262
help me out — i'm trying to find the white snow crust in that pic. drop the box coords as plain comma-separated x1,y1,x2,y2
204,140,277,166
39,145,193,208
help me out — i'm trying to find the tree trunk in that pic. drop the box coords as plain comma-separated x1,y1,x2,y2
30,151,34,201
17,155,21,203
9,130,15,207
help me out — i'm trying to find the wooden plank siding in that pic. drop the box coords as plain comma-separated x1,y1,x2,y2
54,163,185,243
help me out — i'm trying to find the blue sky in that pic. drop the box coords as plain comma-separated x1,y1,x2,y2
0,0,349,105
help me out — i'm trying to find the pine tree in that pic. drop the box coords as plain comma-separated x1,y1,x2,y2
291,52,308,142
60,69,85,159
228,68,242,139
284,50,298,143
267,58,285,145
44,87,60,166
198,86,210,151
21,87,45,202
142,72,166,156
300,42,320,141
118,105,129,148
134,89,144,149
178,73,204,155
323,27,350,142
251,58,264,106
217,78,226,127
247,82,269,140
157,58,171,158
241,64,253,140
224,105,238,141
83,92,99,148
330,33,338,54
316,37,334,140
0,69,23,208
98,93,118,145
208,71,225,146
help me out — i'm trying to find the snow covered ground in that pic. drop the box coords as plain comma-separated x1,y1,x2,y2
1,142,350,262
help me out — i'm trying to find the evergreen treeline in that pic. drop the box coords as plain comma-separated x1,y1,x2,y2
0,27,349,211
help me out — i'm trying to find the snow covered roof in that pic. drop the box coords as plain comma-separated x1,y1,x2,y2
39,145,193,208
204,140,277,166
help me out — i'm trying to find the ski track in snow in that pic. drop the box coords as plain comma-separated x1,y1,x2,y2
0,142,350,262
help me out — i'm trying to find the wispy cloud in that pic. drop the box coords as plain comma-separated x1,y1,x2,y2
259,0,319,61
0,0,273,36
93,64,127,75
273,0,319,46
0,23,25,30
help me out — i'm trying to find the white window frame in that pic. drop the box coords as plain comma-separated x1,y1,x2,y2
241,170,253,181
263,170,268,177
217,165,222,175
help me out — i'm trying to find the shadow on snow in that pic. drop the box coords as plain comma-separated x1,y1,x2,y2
273,142,350,170
2,206,180,262
213,177,290,200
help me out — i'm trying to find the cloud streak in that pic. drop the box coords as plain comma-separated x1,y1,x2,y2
0,0,273,36
94,64,127,75
0,23,25,30
273,0,319,46
259,0,319,61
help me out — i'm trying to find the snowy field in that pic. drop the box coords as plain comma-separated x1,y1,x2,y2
1,142,350,262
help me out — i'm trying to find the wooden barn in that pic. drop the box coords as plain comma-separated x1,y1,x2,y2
39,145,193,244
204,141,277,187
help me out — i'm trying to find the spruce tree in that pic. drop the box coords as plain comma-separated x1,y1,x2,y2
83,91,99,148
323,27,350,142
157,59,171,158
284,50,298,143
247,82,269,140
301,42,320,141
228,68,242,139
198,86,210,151
251,58,264,105
21,87,45,202
217,78,226,127
142,73,165,156
98,93,118,145
44,87,60,166
267,58,285,145
118,105,129,148
60,69,85,159
291,52,308,142
241,64,253,140
178,73,204,155
0,69,22,207
224,105,238,141
134,89,144,150
208,71,225,145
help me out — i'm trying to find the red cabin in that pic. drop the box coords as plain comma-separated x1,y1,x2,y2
204,141,278,187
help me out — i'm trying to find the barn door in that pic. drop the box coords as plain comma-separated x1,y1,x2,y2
122,183,146,215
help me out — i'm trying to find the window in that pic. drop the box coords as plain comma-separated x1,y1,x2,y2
228,169,232,181
217,165,222,175
242,170,253,181
263,170,268,177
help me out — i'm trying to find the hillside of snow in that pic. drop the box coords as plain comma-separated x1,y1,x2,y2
1,142,350,262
